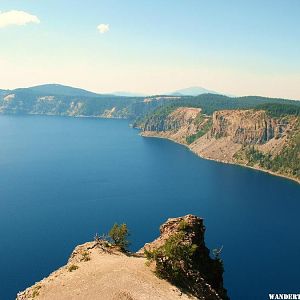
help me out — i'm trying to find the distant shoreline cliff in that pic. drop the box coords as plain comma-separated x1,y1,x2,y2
138,107,300,184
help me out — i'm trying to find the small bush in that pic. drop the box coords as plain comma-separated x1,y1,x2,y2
109,223,130,251
68,264,79,272
145,232,197,284
178,220,190,231
81,251,90,262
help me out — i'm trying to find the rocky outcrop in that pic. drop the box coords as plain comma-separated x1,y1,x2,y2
142,107,202,132
143,215,228,300
16,215,227,300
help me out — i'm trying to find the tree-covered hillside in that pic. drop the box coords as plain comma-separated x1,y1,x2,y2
152,94,300,115
255,103,300,117
0,89,139,117
128,94,300,121
13,84,104,98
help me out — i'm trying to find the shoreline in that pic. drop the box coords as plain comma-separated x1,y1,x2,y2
1,111,299,185
140,131,300,185
0,112,128,120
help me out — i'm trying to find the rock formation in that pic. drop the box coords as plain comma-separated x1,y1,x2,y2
143,215,228,300
210,110,290,144
16,215,228,300
142,107,202,132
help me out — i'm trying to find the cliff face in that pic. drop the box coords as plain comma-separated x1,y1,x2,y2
210,110,290,144
140,107,211,144
140,108,300,183
142,107,202,132
17,215,226,300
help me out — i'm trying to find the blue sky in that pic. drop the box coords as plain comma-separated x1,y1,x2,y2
0,0,299,98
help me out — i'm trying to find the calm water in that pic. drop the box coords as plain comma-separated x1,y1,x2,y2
0,115,299,300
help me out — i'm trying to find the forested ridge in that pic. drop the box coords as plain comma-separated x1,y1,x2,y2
1,85,300,120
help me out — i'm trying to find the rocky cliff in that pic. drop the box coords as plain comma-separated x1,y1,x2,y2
17,215,227,300
210,110,290,144
139,107,300,183
142,107,202,132
142,215,228,300
140,107,211,144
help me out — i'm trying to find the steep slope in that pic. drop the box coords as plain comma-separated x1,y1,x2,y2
17,215,226,300
141,107,211,144
138,107,300,183
142,215,228,300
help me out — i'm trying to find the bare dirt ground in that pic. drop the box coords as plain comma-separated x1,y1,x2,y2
17,242,196,300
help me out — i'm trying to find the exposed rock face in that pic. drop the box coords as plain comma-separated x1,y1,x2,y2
141,107,211,144
143,215,228,300
142,107,202,132
210,110,290,144
16,215,227,300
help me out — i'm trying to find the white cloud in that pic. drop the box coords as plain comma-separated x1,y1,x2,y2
97,23,109,34
0,10,40,29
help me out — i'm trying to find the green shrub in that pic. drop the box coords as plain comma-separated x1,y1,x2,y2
68,264,79,272
81,251,90,262
145,232,197,284
178,220,190,231
109,223,130,251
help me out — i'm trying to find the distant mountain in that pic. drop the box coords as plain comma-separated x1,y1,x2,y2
112,91,146,97
12,84,106,98
112,86,220,97
169,86,219,96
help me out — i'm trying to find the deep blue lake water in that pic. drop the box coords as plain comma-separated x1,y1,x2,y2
0,115,299,300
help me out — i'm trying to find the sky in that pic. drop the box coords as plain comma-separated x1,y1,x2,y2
0,0,299,99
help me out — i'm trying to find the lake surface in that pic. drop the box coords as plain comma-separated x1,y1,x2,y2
0,115,299,300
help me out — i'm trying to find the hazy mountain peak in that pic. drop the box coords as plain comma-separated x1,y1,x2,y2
169,86,219,96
